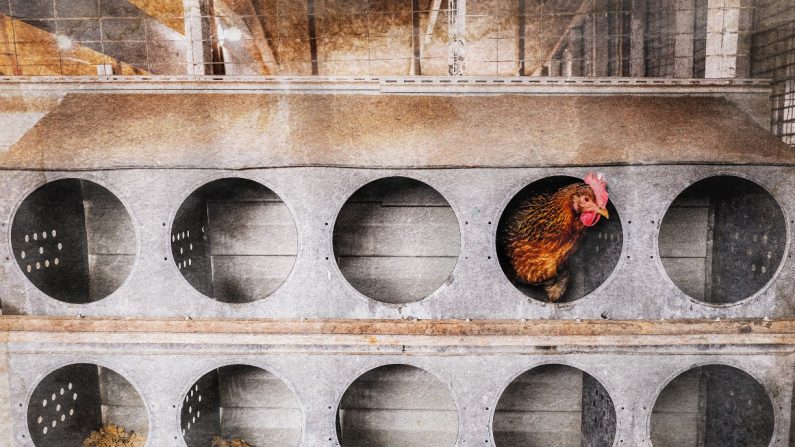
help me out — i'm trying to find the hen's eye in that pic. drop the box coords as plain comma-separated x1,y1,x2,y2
583,197,590,202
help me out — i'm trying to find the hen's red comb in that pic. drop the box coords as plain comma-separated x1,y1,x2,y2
584,172,609,208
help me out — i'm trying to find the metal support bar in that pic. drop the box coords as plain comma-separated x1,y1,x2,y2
182,0,206,76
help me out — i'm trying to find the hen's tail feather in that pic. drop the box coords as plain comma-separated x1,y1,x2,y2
543,269,570,303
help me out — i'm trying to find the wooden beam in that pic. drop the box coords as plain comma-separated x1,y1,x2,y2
424,0,443,44
412,0,422,75
518,0,526,75
307,0,319,75
1,316,793,338
222,0,278,74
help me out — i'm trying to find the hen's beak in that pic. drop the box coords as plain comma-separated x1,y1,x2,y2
598,207,610,219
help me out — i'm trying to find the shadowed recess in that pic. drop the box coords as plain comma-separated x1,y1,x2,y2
493,364,617,447
337,364,458,447
333,177,460,304
27,363,148,447
171,177,297,303
651,364,774,447
11,178,136,304
659,176,786,304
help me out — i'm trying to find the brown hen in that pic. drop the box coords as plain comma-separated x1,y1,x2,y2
501,174,610,302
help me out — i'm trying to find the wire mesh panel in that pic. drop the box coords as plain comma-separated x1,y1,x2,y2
0,0,187,75
651,365,774,447
11,179,136,304
659,176,786,304
333,177,460,304
171,178,297,303
752,15,795,147
496,176,622,304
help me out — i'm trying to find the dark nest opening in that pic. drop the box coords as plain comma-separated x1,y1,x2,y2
27,364,148,447
11,179,136,303
493,364,616,447
496,176,623,304
651,365,774,447
336,365,458,447
333,177,460,304
180,365,301,447
171,178,297,303
659,176,786,304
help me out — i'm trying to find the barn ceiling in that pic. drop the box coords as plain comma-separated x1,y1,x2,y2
0,0,592,76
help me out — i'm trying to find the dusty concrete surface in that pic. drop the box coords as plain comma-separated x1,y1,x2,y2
3,93,792,170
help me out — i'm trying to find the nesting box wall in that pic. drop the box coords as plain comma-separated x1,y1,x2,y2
26,363,148,447
651,365,775,447
180,370,221,447
337,365,458,447
172,178,298,303
83,183,137,300
12,180,91,304
10,179,135,304
492,365,616,447
98,367,148,436
27,364,102,447
7,347,791,447
215,366,302,446
659,176,787,304
0,165,792,319
181,369,221,446
650,368,703,446
333,177,460,304
181,365,302,446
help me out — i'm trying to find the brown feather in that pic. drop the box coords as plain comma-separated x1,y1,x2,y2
502,183,595,289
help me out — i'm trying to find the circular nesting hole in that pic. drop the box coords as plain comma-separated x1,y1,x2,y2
493,364,616,446
651,364,773,447
336,365,458,446
11,179,136,303
497,176,622,303
27,363,148,447
659,176,786,304
172,178,297,303
180,364,301,447
333,177,460,304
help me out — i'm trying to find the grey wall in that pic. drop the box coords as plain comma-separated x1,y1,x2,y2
333,177,460,304
1,166,792,320
337,365,458,447
83,180,136,301
6,346,793,447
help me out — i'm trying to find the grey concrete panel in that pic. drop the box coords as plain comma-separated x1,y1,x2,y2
4,348,792,447
0,165,791,319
